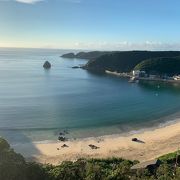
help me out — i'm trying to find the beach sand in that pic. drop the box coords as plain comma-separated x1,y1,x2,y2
14,121,180,165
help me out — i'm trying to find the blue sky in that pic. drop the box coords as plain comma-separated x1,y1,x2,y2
0,0,180,50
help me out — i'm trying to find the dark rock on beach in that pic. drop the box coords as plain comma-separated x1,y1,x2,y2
58,136,67,142
59,130,69,135
89,144,100,149
63,129,69,134
61,144,69,148
132,138,138,142
59,132,65,136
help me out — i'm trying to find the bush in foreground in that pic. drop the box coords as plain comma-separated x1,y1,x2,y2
1,137,180,180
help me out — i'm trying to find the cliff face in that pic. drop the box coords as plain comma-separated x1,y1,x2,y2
83,51,180,73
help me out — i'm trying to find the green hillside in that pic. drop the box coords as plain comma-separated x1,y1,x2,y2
83,51,180,73
61,51,109,59
134,57,180,75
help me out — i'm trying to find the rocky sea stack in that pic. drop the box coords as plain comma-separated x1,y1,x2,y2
43,61,51,69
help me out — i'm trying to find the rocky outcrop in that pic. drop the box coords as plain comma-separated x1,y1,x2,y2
61,53,75,58
72,66,80,69
61,51,109,60
43,61,51,69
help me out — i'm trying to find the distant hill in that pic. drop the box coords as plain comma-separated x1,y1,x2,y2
83,51,180,73
134,56,180,75
61,51,109,59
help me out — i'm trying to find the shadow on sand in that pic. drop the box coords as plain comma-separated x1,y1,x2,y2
135,139,145,144
0,129,42,161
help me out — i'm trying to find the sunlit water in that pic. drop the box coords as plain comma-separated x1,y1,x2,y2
0,48,180,144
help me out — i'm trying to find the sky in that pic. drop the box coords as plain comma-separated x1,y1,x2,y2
0,0,180,50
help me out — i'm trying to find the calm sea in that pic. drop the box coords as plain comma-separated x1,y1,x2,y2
0,48,180,144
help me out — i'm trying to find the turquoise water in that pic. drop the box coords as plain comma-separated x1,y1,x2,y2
0,48,180,144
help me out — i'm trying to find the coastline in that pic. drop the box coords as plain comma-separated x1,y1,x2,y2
13,119,180,165
105,70,180,84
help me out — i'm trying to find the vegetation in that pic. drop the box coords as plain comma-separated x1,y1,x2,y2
134,57,180,75
159,150,180,163
83,51,180,73
61,51,109,60
1,137,180,180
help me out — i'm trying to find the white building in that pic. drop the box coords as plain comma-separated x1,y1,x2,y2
173,75,180,80
132,70,140,77
132,70,146,77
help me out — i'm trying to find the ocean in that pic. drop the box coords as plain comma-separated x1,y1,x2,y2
0,48,180,145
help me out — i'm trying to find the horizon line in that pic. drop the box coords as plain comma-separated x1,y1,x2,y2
0,46,180,52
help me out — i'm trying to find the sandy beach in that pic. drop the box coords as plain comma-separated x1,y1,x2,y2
13,120,180,165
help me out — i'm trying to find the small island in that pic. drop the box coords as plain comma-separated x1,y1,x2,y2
43,61,51,69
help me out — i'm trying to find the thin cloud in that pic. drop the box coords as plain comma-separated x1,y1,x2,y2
69,0,81,3
15,0,43,4
63,0,81,4
74,41,180,51
0,0,80,4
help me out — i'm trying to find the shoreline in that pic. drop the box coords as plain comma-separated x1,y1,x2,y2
105,70,180,84
12,118,180,165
